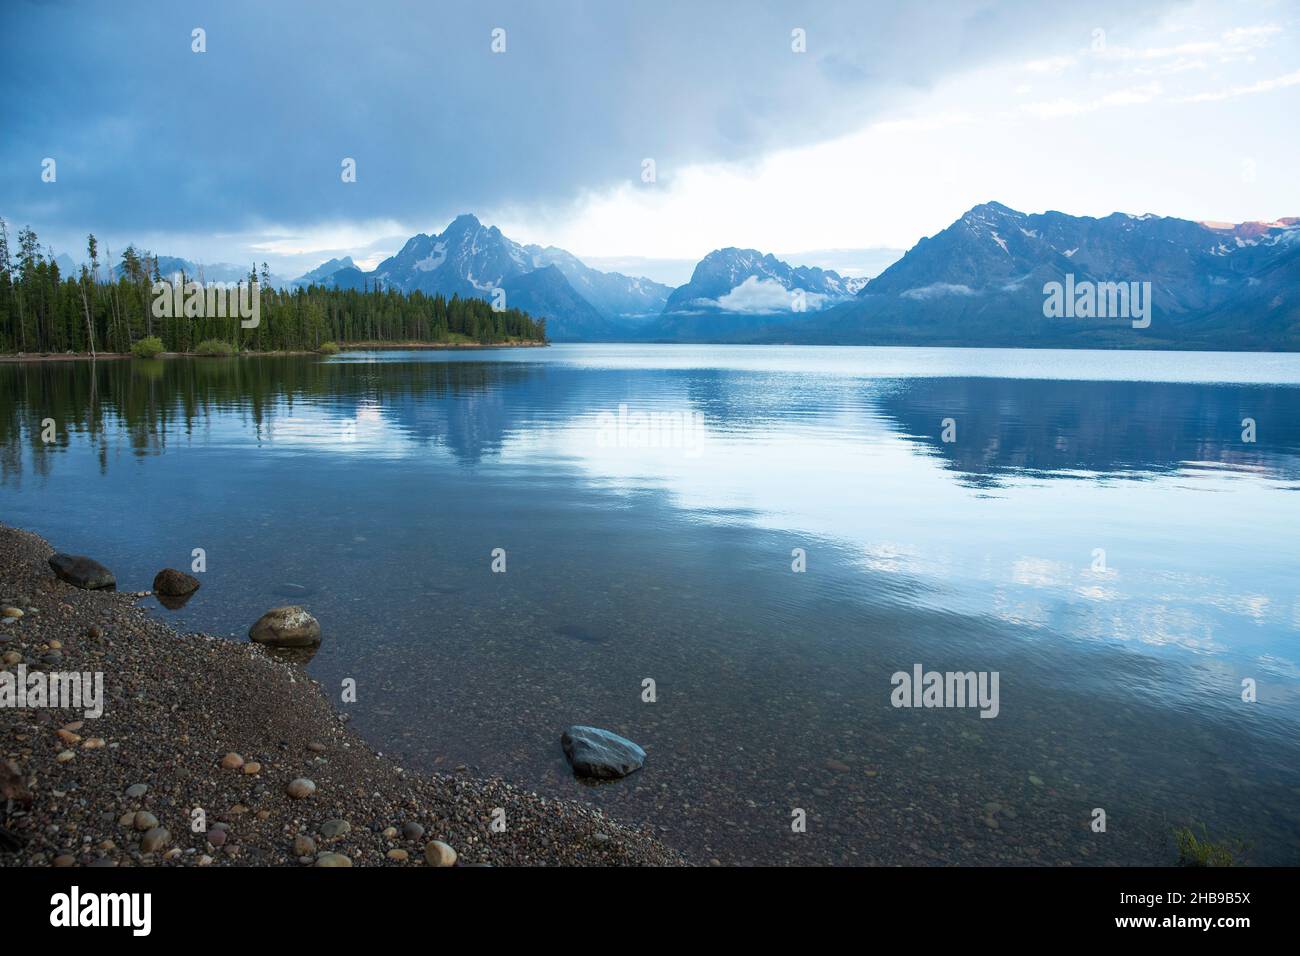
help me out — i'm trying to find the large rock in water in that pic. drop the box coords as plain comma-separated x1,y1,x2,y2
48,553,116,590
561,726,646,779
153,568,200,597
249,606,321,647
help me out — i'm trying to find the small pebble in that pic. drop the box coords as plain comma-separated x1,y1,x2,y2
320,819,351,840
141,827,171,853
402,821,425,840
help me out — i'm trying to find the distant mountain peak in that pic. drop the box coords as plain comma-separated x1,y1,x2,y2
444,213,485,235
662,246,858,316
1199,217,1300,240
962,201,1022,221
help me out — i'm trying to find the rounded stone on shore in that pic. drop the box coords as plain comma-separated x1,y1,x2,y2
47,553,116,590
386,848,409,861
243,761,261,775
133,811,158,831
2,607,22,618
424,840,457,867
124,783,148,799
249,606,321,648
315,852,352,867
293,834,316,856
152,568,200,597
286,777,316,799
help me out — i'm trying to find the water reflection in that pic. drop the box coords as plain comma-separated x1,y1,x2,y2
3,346,1299,865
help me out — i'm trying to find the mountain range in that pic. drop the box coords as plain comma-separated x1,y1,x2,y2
755,202,1300,350
281,213,871,342
99,203,1300,350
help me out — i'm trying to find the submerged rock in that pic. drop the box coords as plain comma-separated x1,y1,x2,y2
561,726,646,779
249,606,321,647
48,553,116,590
153,568,200,597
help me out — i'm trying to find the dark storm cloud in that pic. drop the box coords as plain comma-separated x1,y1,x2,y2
0,0,1173,238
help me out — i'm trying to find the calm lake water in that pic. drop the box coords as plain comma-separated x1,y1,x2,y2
3,344,1300,865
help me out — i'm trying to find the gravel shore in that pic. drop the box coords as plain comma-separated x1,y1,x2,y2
0,525,683,867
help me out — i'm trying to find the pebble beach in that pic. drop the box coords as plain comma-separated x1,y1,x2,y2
0,525,683,867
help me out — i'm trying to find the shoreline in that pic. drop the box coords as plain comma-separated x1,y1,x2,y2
0,525,681,867
0,342,549,363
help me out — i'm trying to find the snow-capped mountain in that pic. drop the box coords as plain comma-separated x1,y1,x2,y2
762,202,1300,349
296,214,670,340
663,247,861,315
371,214,533,298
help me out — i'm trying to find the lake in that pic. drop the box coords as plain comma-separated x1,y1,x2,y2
3,344,1299,865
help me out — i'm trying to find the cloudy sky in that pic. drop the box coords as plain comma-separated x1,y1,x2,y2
2,0,1298,284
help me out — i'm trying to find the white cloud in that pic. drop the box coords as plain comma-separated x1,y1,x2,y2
901,283,977,300
1015,82,1164,118
712,277,826,313
1177,68,1300,102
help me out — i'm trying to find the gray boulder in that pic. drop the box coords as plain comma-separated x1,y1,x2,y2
249,606,321,647
561,726,645,779
48,553,116,590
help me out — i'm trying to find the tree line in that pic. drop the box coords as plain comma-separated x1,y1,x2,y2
0,220,548,354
